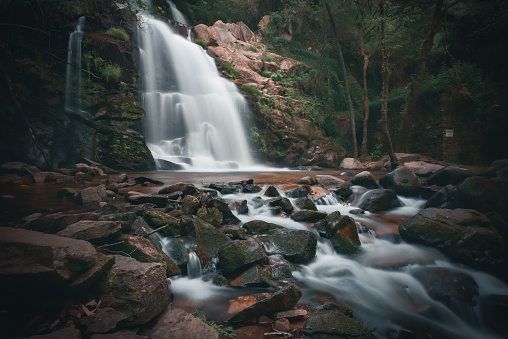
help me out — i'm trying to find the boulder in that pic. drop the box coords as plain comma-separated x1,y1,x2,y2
426,166,474,186
229,265,275,287
284,185,312,198
68,252,115,292
80,307,128,334
100,255,170,327
57,220,122,245
316,212,360,255
294,176,316,185
158,182,199,197
74,185,108,205
294,197,317,211
354,189,403,213
236,199,249,215
24,212,100,234
242,220,284,234
0,227,97,285
125,192,169,208
404,161,444,177
227,283,303,323
339,158,363,170
291,210,327,223
303,310,375,338
143,210,181,237
379,165,422,196
265,229,317,264
221,225,247,240
197,207,223,228
115,234,181,277
399,208,505,272
218,238,268,277
268,197,294,215
264,185,281,197
182,195,201,215
194,218,232,267
206,198,241,225
350,171,378,189
456,176,508,221
424,184,460,209
149,308,219,339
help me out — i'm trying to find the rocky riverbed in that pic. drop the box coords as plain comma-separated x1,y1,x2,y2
1,155,508,338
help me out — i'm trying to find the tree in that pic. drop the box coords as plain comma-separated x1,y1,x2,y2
325,2,358,159
379,0,398,168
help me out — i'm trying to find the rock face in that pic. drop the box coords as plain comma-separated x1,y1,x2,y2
399,208,505,272
100,255,170,327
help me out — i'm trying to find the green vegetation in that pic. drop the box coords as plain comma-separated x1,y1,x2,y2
222,61,239,79
241,85,261,97
101,63,122,82
194,38,208,48
104,27,130,41
195,310,236,338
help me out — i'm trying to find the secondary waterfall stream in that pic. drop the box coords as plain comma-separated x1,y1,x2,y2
65,16,85,115
136,6,254,171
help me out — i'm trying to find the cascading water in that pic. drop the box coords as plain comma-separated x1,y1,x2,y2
65,16,85,115
167,0,189,26
187,251,203,279
136,4,254,171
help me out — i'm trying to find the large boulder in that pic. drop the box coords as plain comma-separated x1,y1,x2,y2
268,197,294,215
264,229,317,264
426,166,474,186
57,220,123,245
149,308,219,339
399,208,505,273
379,165,422,196
74,184,108,205
24,212,100,234
218,238,268,278
350,171,378,189
0,226,97,286
456,176,508,221
354,189,403,213
143,210,181,237
194,218,232,267
339,158,363,170
291,210,327,223
100,255,170,327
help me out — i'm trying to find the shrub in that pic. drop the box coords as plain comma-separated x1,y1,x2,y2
261,54,273,62
261,71,272,78
104,27,129,41
195,38,208,48
101,63,122,82
222,61,239,79
241,85,262,97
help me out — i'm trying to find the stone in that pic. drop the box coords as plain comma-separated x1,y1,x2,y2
350,171,378,189
426,166,474,186
218,238,268,277
158,182,199,197
379,165,422,196
57,220,122,245
291,210,327,223
100,255,170,327
284,185,313,198
206,198,241,225
264,185,281,197
268,197,294,215
294,176,316,185
404,161,444,176
237,199,249,215
90,329,147,339
81,307,128,333
149,308,219,339
74,185,108,205
143,210,181,237
125,192,169,208
294,197,317,211
197,207,223,228
0,226,97,285
339,158,363,170
303,310,375,338
456,176,508,221
227,283,303,323
68,253,115,292
266,229,317,264
242,220,284,234
24,212,100,234
229,265,275,287
354,189,403,213
24,325,82,338
424,184,460,209
221,225,247,240
194,218,232,267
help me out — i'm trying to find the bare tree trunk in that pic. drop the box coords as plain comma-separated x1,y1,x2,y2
360,26,370,157
379,0,398,168
325,3,358,159
399,0,447,152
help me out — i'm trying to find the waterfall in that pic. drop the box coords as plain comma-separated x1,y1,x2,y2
65,16,85,115
187,251,203,279
167,0,189,26
136,6,254,171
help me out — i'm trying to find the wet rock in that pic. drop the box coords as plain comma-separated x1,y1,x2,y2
182,195,201,215
291,210,327,223
294,197,317,211
339,158,364,170
194,218,232,267
115,234,180,277
0,226,97,285
456,176,508,220
350,171,378,189
134,176,163,186
81,307,128,334
207,198,241,225
229,265,275,287
158,182,199,197
90,329,147,339
125,192,170,208
143,210,181,237
98,212,137,232
315,174,345,187
237,199,249,215
379,165,422,196
162,237,188,269
404,161,444,177
57,220,122,245
221,225,247,240
294,176,316,185
270,261,295,281
149,307,219,339
24,325,81,338
399,208,504,272
330,231,360,255
197,206,223,228
268,197,294,214
303,310,375,339
243,220,284,234
284,185,312,198
426,166,474,186
227,283,303,323
24,212,100,234
354,189,403,213
424,184,460,209
74,185,108,205
218,238,268,277
100,255,170,327
411,267,479,306
68,252,115,292
265,185,281,197
266,229,317,264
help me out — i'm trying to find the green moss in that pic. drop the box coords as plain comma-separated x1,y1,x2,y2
241,85,262,97
101,63,122,82
104,27,130,41
194,38,208,48
222,61,239,79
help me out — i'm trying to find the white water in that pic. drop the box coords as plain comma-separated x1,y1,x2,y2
167,0,189,26
136,6,255,171
167,185,508,338
65,16,85,115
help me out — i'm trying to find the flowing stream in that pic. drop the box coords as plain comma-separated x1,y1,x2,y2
136,5,255,171
64,16,85,115
166,184,508,339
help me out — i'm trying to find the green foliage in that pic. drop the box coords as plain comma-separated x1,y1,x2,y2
195,310,236,338
222,61,239,79
104,27,129,41
370,143,384,161
101,63,122,82
270,70,283,82
194,38,208,48
261,70,272,78
261,54,273,62
241,85,261,97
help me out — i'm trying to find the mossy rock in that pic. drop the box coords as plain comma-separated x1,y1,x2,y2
217,239,268,278
294,197,317,211
143,210,181,237
330,232,359,255
242,220,284,234
182,195,201,215
197,207,223,228
304,310,375,338
269,229,317,264
194,218,232,268
291,210,327,223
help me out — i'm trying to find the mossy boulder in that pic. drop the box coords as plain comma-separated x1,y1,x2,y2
330,232,360,255
303,309,375,338
217,238,268,278
266,229,317,264
194,218,232,268
182,195,201,215
229,265,276,288
294,197,317,211
143,210,181,237
242,220,284,234
268,197,294,214
291,210,327,223
354,189,403,213
206,198,241,225
197,207,223,228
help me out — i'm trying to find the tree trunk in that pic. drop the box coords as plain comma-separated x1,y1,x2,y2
360,26,370,158
399,0,445,152
379,0,398,168
325,3,358,159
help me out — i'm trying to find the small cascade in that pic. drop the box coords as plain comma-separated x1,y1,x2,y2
65,16,85,115
167,0,189,26
136,3,255,171
187,251,202,279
